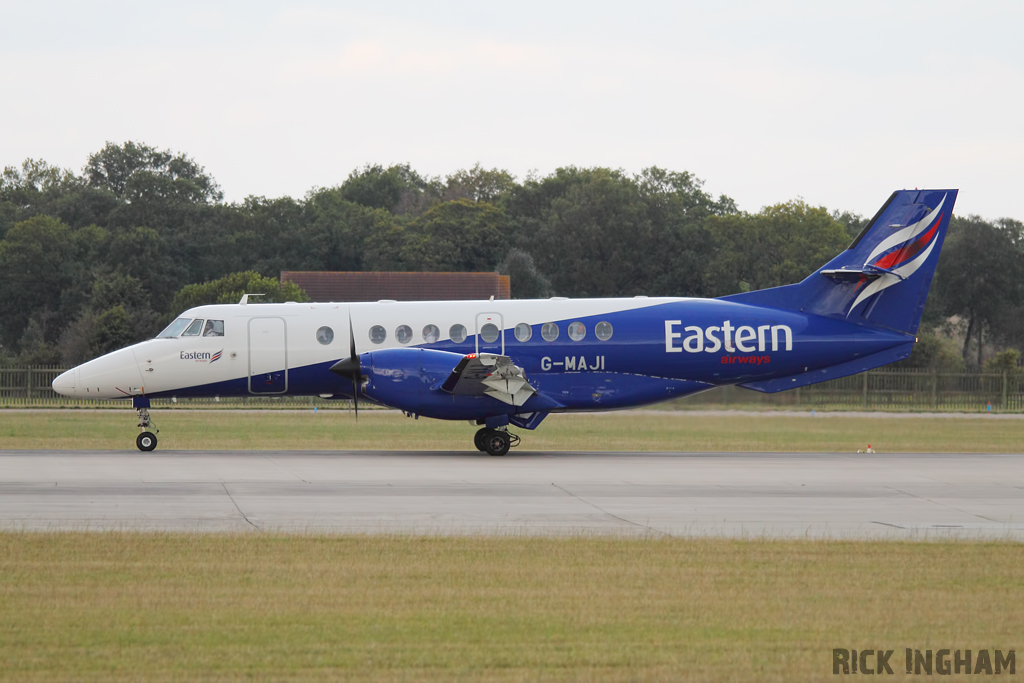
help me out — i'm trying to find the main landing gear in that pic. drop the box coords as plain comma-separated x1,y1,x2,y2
134,397,159,452
474,427,520,456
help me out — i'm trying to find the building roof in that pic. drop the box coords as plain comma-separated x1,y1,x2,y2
281,271,511,302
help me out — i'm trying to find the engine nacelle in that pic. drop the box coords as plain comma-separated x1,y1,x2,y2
359,348,546,420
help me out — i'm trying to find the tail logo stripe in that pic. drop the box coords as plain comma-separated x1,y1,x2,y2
863,194,946,265
846,194,947,317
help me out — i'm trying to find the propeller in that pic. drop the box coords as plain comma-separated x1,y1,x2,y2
329,313,362,420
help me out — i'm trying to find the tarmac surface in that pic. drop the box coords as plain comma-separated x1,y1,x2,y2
2,450,1024,538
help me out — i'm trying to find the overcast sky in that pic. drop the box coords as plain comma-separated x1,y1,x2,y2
2,1,1021,219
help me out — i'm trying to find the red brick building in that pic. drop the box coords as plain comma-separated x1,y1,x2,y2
281,271,511,302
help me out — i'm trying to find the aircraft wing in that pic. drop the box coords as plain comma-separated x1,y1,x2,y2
440,353,537,407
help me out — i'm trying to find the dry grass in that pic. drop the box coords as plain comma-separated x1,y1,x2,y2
0,409,1021,452
0,533,1021,681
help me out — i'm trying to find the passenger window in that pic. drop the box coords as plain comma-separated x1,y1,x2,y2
568,322,586,341
369,325,387,344
595,321,613,341
181,319,205,336
480,323,500,343
203,320,225,337
157,318,192,338
422,324,440,343
316,326,334,345
396,325,413,344
514,322,532,342
450,324,467,344
541,322,559,342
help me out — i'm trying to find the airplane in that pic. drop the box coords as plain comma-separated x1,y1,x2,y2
52,189,957,455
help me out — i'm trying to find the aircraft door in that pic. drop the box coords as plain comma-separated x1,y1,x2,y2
248,317,288,394
475,312,504,356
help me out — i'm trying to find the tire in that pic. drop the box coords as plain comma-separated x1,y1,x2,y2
137,431,157,452
484,430,510,456
473,428,490,452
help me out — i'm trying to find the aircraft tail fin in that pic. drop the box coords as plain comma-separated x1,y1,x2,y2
721,189,958,335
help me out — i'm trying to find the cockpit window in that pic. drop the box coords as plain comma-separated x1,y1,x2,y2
157,318,193,338
181,319,205,337
203,320,225,337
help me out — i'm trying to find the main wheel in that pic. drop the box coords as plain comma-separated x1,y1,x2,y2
136,431,157,452
483,430,510,456
473,428,490,452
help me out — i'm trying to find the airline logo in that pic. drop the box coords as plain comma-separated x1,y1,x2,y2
848,194,947,315
180,349,224,363
665,321,793,353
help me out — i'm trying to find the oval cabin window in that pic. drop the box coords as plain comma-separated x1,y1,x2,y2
480,323,500,343
514,323,532,342
396,325,413,344
369,325,387,344
422,324,440,343
567,322,586,341
541,322,559,342
595,321,613,341
450,324,467,344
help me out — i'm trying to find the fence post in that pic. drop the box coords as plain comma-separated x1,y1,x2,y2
1003,371,1008,411
931,372,938,409
26,365,32,401
862,372,869,408
794,386,800,407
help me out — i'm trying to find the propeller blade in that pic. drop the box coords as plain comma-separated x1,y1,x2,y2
352,377,358,420
349,312,359,420
327,312,362,421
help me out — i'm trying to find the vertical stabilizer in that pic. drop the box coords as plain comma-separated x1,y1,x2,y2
721,189,958,335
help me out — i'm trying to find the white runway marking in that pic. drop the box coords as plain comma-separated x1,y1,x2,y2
2,450,1023,538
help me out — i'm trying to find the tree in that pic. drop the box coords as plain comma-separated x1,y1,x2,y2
934,216,1024,364
169,271,310,314
705,201,849,296
87,306,137,359
984,349,1022,379
399,199,507,272
85,141,223,231
832,210,866,243
443,165,517,203
497,249,552,299
339,163,432,214
85,141,222,205
302,188,396,272
0,215,77,349
505,166,732,298
894,334,965,372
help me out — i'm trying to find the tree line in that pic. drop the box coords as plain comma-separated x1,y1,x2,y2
1,141,1022,372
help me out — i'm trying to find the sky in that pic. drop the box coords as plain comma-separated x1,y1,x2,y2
1,0,1022,219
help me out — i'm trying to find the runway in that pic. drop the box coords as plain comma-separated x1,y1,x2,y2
2,450,1024,538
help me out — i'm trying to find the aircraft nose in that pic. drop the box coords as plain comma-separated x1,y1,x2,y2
72,347,146,399
52,368,77,397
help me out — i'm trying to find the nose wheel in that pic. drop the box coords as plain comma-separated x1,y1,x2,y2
137,431,158,451
135,403,159,452
474,427,519,456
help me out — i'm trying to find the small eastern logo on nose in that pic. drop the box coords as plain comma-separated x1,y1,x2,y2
211,350,223,363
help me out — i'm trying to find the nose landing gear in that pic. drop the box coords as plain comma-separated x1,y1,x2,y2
133,396,159,452
473,427,519,456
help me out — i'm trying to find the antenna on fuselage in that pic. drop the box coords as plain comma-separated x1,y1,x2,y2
238,293,266,305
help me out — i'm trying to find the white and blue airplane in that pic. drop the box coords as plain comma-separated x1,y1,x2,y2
53,189,957,455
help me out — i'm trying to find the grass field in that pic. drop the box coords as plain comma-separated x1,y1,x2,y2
0,533,1020,682
0,409,1021,452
